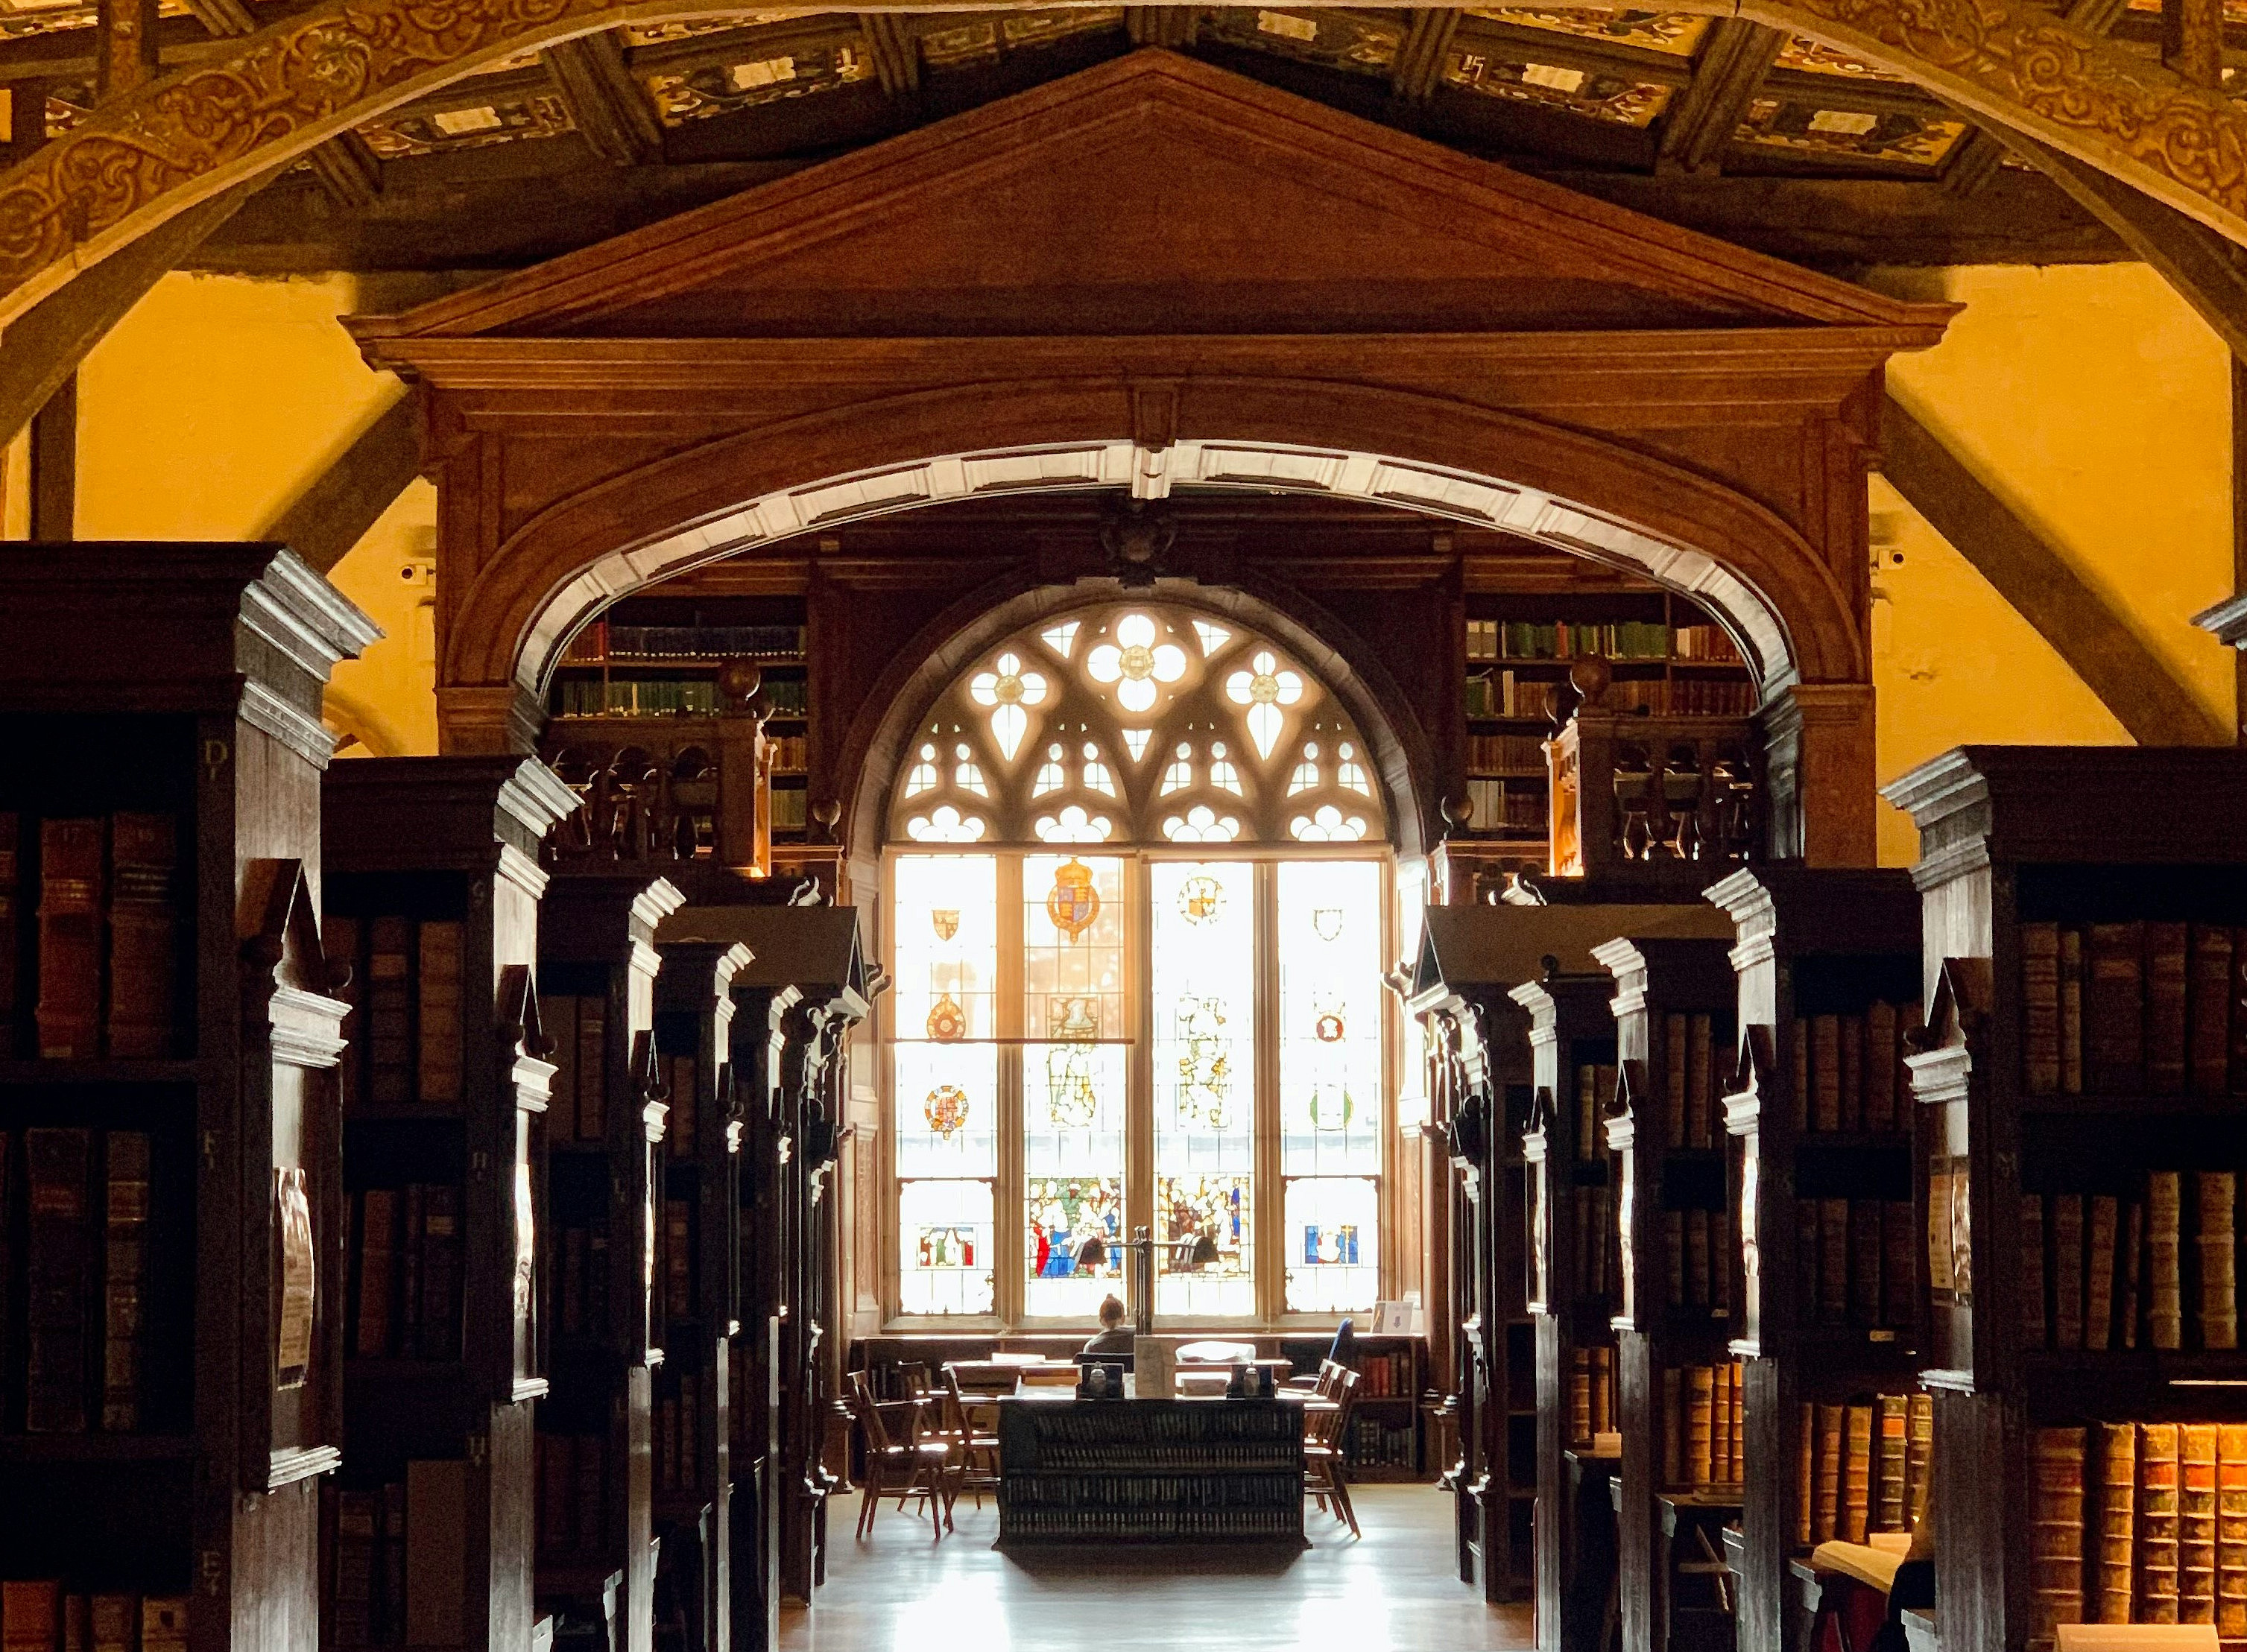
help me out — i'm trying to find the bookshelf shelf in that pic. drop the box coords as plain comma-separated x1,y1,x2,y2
0,543,377,1651
1880,746,2247,1652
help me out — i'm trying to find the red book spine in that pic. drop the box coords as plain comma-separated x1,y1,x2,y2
34,819,104,1059
104,812,180,1059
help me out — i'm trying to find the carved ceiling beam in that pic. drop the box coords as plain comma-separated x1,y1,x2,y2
1881,394,2231,747
1656,18,1783,177
858,11,920,95
2164,0,2225,86
174,0,382,207
95,0,157,100
1125,7,1197,48
1390,8,1459,103
542,28,666,164
1944,0,2131,195
1,0,2246,340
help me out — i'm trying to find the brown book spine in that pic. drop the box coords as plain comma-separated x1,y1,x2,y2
2151,1172,2185,1350
2088,921,2147,1092
578,996,607,1142
25,1127,91,1431
1687,1014,1713,1149
1662,1366,1683,1486
1664,1013,1688,1150
2032,1425,2088,1648
367,917,412,1105
1816,1403,1843,1542
2052,1193,2085,1351
1843,1404,1873,1543
2085,1194,2117,1352
2022,923,2061,1095
1819,1197,1850,1327
1877,1393,1909,1532
2148,921,2190,1094
1840,1015,1865,1132
2100,1420,2137,1622
2122,1200,2146,1349
1797,1403,1815,1548
416,920,464,1104
2023,1194,2049,1348
353,1188,398,1358
417,1185,462,1360
0,814,19,1059
2184,1422,2220,1624
104,811,179,1059
34,818,104,1059
1907,1393,1934,1529
1866,1001,1898,1133
2193,925,2236,1095
2060,931,2084,1095
1813,1013,1842,1130
100,1130,149,1431
1797,1200,1821,1323
1686,1364,1714,1488
2199,1171,2238,1351
2143,1422,2184,1623
1882,1200,1915,1330
1791,1017,1810,1133
2218,1422,2247,1636
2,1583,60,1652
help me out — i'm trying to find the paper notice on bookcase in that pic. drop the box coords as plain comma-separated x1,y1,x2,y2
275,1167,316,1386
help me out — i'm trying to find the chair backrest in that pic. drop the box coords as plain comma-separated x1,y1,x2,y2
1328,1367,1362,1442
1315,1358,1347,1399
897,1361,934,1397
1329,1317,1357,1368
848,1371,895,1454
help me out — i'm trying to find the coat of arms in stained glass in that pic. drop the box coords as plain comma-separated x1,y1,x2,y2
1046,857,1101,939
1178,873,1225,924
924,1083,970,1139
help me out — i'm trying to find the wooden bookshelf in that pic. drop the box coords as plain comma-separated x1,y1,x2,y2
536,872,688,1652
1592,923,1743,1652
650,941,753,1652
1883,747,2247,1652
0,545,376,1652
321,756,578,1652
1703,867,1926,1652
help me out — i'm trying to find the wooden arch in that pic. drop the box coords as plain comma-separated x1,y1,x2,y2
1,0,2246,345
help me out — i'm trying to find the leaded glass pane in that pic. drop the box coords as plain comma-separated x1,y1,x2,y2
1151,859,1256,1316
900,1179,995,1316
1025,1174,1125,1319
894,1043,998,1177
1157,1172,1253,1318
1284,1176,1379,1314
1277,859,1383,1176
892,853,997,1044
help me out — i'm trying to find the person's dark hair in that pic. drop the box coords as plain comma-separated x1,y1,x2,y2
1098,1294,1126,1328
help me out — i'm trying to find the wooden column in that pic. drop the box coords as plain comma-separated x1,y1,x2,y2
1760,683,1877,867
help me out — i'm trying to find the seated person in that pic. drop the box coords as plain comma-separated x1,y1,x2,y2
1081,1293,1134,1355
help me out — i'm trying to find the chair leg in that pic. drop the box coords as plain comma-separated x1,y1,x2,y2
858,1476,879,1538
1330,1470,1361,1539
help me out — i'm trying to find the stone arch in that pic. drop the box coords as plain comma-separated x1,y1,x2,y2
1,1,2245,349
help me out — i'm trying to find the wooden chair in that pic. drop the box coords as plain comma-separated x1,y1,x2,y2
942,1370,1003,1508
896,1361,934,1399
847,1371,950,1539
1283,1357,1345,1396
1304,1367,1362,1539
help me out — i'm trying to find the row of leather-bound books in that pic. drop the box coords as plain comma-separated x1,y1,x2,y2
2019,1174,2240,1352
0,1128,152,1434
0,1583,184,1652
2030,1422,2247,1649
1785,1004,1924,1133
343,1184,463,1363
1572,1063,1618,1161
1795,1197,1915,1332
1794,1394,1932,1547
328,1463,473,1648
1652,1014,1739,1152
326,917,464,1109
1568,1345,1616,1444
1663,1206,1734,1314
657,1197,696,1327
660,1053,699,1160
1660,1361,1745,1490
1568,1186,1614,1302
549,1220,614,1340
1001,1473,1303,1510
535,1431,610,1561
2019,921,2247,1096
652,1371,707,1494
0,812,183,1060
537,993,613,1145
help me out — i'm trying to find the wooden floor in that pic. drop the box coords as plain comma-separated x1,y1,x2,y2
783,1482,1536,1650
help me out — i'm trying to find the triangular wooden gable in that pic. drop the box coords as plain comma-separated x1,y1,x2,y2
352,51,1953,349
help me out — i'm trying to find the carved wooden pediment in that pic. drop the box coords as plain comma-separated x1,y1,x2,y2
351,51,1954,358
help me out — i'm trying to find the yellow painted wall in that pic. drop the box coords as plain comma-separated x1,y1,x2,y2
1862,262,2237,864
68,271,443,756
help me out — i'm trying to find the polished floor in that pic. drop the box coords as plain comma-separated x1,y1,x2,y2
781,1481,1536,1651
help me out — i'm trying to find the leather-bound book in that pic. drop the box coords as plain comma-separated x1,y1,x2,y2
416,920,464,1104
2,1582,60,1652
2184,1422,2221,1624
89,1596,133,1652
1687,1014,1713,1148
1815,1404,1844,1542
1907,1394,1934,1522
399,1183,426,1350
100,1130,149,1431
1797,1200,1821,1323
1661,1366,1683,1485
578,995,607,1142
2052,1194,2085,1351
353,1189,397,1358
543,994,578,1145
378,1485,405,1639
1877,1393,1909,1532
1883,1201,1915,1329
2122,1200,2146,1349
1819,1197,1850,1327
2142,1422,2184,1624
2023,1194,2050,1348
1664,1013,1688,1149
2085,1194,2118,1352
2032,1425,2088,1648
2021,922,2062,1095
324,917,361,1111
1576,1064,1598,1162
104,811,179,1059
2060,933,2084,1095
667,1054,697,1160
1840,1015,1865,1132
1866,1001,1898,1133
2099,1420,2137,1622
2150,1172,2185,1350
2199,1171,2238,1351
1797,1404,1816,1547
1843,1404,1874,1542
1728,1361,1745,1483
1665,1209,1686,1309
1791,1018,1810,1133
366,917,412,1105
335,1490,379,1646
60,1594,85,1652
417,1185,461,1360
664,1198,691,1324
1813,1014,1842,1130
24,1127,90,1431
1685,1364,1715,1487
1687,1209,1711,1310
1715,1203,1734,1316
2087,921,2148,1092
0,813,19,1058
139,1599,186,1652
34,818,104,1058
1849,1200,1883,1329
2147,921,2190,1094
2217,1423,2247,1637
2192,925,2236,1095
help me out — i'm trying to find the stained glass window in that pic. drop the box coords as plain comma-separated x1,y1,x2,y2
900,1180,996,1316
1284,1175,1380,1315
1277,860,1382,1177
1152,860,1257,1317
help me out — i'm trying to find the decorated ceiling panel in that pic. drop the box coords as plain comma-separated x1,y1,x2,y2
1732,95,1965,165
890,604,1385,849
1445,39,1674,125
645,36,873,126
1468,7,1710,57
1202,7,1400,76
